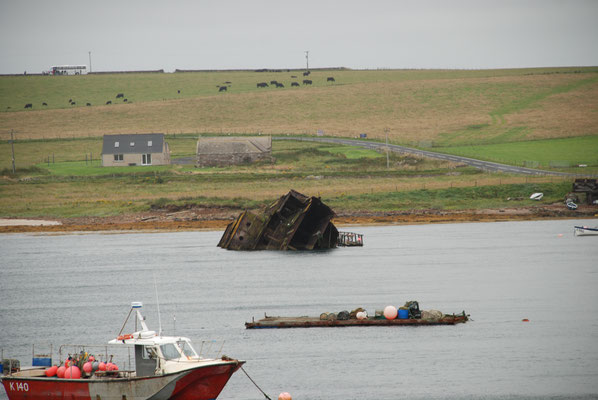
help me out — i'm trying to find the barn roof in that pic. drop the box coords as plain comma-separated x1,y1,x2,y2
102,134,165,155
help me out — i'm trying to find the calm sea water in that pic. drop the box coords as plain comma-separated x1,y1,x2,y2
1,220,597,400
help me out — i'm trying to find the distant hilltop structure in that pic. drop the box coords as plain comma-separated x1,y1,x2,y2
196,136,273,167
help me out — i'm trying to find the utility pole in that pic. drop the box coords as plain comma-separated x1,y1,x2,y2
88,51,92,73
304,50,309,72
10,130,16,173
384,127,390,170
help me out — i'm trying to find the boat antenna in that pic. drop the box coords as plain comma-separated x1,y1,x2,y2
154,273,163,336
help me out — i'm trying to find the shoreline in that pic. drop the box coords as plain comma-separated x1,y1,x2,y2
1,204,596,234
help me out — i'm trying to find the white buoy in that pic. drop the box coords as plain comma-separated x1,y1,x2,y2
356,311,367,320
383,305,397,320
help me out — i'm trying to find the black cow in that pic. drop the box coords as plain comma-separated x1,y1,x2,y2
68,98,73,103
123,98,128,102
106,100,112,105
86,103,91,106
327,77,335,82
42,102,48,106
177,90,180,94
256,82,268,88
219,86,227,92
24,103,32,108
291,82,299,87
71,102,76,105
116,93,124,98
303,71,310,76
302,79,312,85
291,75,297,78
224,81,232,84
270,80,278,85
276,83,284,88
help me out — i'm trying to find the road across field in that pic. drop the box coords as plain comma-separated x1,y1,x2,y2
275,136,597,178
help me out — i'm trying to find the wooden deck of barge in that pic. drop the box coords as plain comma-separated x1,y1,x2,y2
245,313,469,329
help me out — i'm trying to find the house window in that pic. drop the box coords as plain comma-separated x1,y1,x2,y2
114,154,123,161
142,154,152,165
148,140,153,147
114,141,120,148
130,142,135,147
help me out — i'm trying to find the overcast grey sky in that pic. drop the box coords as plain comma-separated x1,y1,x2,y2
1,0,597,74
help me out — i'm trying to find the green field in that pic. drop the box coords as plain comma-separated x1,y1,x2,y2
1,67,597,219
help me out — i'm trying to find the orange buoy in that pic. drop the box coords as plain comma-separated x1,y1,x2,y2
278,392,292,400
98,362,106,371
522,318,529,322
56,366,66,378
45,365,58,377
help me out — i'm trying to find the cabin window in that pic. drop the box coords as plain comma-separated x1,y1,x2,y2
160,344,181,360
177,340,198,358
114,154,123,161
142,154,152,165
142,346,157,359
114,141,120,148
148,140,152,147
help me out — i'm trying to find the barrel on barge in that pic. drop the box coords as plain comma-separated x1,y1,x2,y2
245,312,469,329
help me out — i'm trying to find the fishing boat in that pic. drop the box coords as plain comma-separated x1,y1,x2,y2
0,302,244,400
574,226,598,236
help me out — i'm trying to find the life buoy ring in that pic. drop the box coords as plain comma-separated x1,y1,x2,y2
117,333,134,341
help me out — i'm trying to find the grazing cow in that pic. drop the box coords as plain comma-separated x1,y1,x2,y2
291,75,297,78
291,82,299,87
116,93,124,98
177,90,180,94
256,82,268,88
219,86,227,92
42,102,48,106
276,83,284,88
327,77,335,82
270,80,278,85
106,100,112,105
68,98,73,103
123,98,128,102
302,79,312,85
86,103,91,106
71,102,76,105
303,71,310,76
224,81,231,84
24,103,32,108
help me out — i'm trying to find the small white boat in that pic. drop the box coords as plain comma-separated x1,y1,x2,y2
530,192,544,200
1,302,244,400
566,201,578,210
574,226,598,236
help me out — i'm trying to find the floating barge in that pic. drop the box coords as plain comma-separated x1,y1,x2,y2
245,312,469,329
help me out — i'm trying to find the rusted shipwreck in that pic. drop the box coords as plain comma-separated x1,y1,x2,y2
218,190,349,250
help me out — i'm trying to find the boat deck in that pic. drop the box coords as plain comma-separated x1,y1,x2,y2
245,313,468,329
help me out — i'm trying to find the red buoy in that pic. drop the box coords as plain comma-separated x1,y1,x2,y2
98,362,106,371
88,355,95,362
83,362,93,374
522,318,530,322
56,366,66,378
64,365,81,379
45,365,58,377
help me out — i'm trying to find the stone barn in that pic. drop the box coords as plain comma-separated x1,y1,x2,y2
102,133,170,167
196,136,273,167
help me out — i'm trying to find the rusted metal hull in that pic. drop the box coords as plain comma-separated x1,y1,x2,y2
218,190,339,250
1,361,243,400
245,314,469,329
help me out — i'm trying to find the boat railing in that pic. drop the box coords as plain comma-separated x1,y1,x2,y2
197,340,226,359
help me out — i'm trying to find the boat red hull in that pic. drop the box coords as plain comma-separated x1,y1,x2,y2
1,361,243,400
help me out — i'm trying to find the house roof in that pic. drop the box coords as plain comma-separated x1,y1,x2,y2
102,134,165,155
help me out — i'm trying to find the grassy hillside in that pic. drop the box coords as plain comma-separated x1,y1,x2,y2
1,67,597,147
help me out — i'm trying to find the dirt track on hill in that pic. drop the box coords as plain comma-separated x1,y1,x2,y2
1,204,596,234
